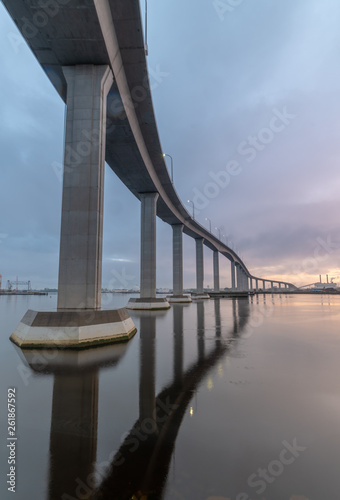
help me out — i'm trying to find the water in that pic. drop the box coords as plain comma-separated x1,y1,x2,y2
1,293,340,500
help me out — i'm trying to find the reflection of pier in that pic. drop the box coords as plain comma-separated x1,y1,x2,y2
95,299,249,499
15,343,131,500
49,371,99,499
15,299,250,500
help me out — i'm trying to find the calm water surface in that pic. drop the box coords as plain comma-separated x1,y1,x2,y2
1,293,340,500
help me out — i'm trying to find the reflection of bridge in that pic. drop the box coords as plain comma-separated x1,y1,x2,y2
4,1,296,347
18,298,250,499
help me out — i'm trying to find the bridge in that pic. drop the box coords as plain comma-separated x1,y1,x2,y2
3,0,295,348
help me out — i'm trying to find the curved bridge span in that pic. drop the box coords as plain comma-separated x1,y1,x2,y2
3,0,295,315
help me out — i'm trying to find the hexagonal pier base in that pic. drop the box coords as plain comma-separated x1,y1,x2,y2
167,295,192,303
191,294,210,300
10,309,137,349
126,298,170,310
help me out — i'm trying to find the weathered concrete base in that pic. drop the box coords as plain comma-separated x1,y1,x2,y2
167,294,192,303
191,293,210,300
10,309,137,349
209,291,251,298
126,298,170,310
14,341,130,374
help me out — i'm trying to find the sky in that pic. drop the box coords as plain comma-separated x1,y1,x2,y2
1,0,340,290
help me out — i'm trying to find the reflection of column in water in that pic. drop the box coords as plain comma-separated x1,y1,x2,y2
139,314,157,425
48,371,98,500
237,298,250,332
173,305,184,385
214,298,221,340
232,298,238,334
197,301,205,360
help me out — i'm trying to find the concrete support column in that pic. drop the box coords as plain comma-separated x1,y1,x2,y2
213,251,220,292
236,264,240,290
172,224,184,296
140,193,159,299
271,281,274,290
249,278,253,290
279,283,282,289
196,238,204,294
57,65,113,310
128,194,170,309
243,271,249,291
236,265,249,292
263,280,266,290
231,261,236,290
236,264,243,290
256,279,259,291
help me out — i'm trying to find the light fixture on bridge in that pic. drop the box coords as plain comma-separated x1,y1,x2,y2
215,227,221,240
205,217,212,232
162,153,174,183
187,200,195,219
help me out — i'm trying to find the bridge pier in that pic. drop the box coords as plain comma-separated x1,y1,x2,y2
256,279,259,291
213,251,220,292
168,224,191,303
11,64,136,348
57,65,112,311
231,261,236,290
192,238,210,299
244,271,249,291
128,193,170,310
236,265,249,292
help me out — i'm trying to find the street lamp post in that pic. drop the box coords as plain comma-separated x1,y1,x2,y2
162,153,173,183
205,217,212,232
187,200,195,219
215,227,221,239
